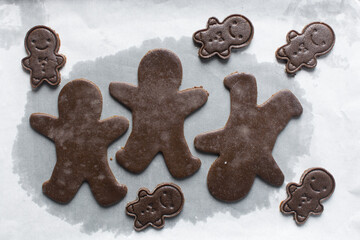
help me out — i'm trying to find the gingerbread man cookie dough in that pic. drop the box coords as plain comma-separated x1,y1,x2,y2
193,14,254,59
126,183,184,231
109,49,208,179
276,22,335,74
194,73,303,202
280,168,335,224
22,26,66,88
30,79,129,206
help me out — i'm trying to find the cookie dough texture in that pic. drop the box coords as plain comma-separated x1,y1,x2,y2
280,168,335,224
109,49,208,179
22,25,66,88
276,22,335,74
195,73,303,202
193,15,254,59
30,79,129,206
126,183,184,231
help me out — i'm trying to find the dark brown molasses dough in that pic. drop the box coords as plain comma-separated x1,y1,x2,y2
280,168,335,224
276,22,335,74
22,26,66,88
126,183,184,231
30,79,129,206
193,15,254,59
195,73,303,202
109,49,208,179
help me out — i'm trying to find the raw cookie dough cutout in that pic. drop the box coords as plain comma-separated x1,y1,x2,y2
193,14,254,59
109,49,208,179
30,79,129,206
126,183,184,231
195,73,303,202
22,25,66,88
276,22,335,74
280,167,335,224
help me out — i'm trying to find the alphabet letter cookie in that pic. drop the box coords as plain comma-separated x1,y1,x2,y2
126,183,184,231
109,49,208,179
193,15,254,59
280,168,335,224
194,73,303,202
30,79,129,206
276,22,335,74
22,26,66,88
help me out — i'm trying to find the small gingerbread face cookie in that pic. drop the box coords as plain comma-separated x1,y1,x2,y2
22,26,66,88
280,168,335,224
193,15,254,59
126,183,184,231
276,22,335,74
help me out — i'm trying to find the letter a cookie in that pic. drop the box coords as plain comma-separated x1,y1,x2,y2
30,79,129,206
109,49,209,179
194,73,303,202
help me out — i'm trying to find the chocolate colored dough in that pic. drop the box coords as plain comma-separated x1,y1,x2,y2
30,79,129,206
193,14,254,59
194,73,303,202
126,183,184,231
280,168,335,224
22,25,66,88
109,49,208,179
276,22,335,74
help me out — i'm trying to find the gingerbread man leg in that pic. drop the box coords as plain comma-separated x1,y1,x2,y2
87,164,127,206
116,133,159,174
255,154,284,186
207,154,255,202
42,163,84,204
162,135,201,178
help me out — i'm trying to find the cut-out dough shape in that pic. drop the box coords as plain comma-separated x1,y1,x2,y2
276,22,335,74
30,79,129,206
109,49,208,179
22,25,66,88
280,168,335,224
194,73,303,202
126,183,184,231
193,14,254,59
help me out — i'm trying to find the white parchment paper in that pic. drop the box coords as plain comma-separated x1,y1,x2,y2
0,0,359,239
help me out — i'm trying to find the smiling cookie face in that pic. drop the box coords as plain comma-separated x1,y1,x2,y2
193,14,254,59
280,168,335,224
22,25,66,88
26,27,58,53
126,183,184,231
276,22,335,74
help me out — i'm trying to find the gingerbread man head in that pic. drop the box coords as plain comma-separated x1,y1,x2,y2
276,22,335,74
58,80,102,121
280,168,335,224
138,49,182,91
26,26,59,54
126,183,184,231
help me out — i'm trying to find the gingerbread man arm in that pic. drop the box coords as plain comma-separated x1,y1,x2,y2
109,82,138,110
56,54,65,66
22,57,30,69
194,129,224,154
99,116,129,145
261,90,303,137
30,113,58,141
177,88,208,116
313,203,323,214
